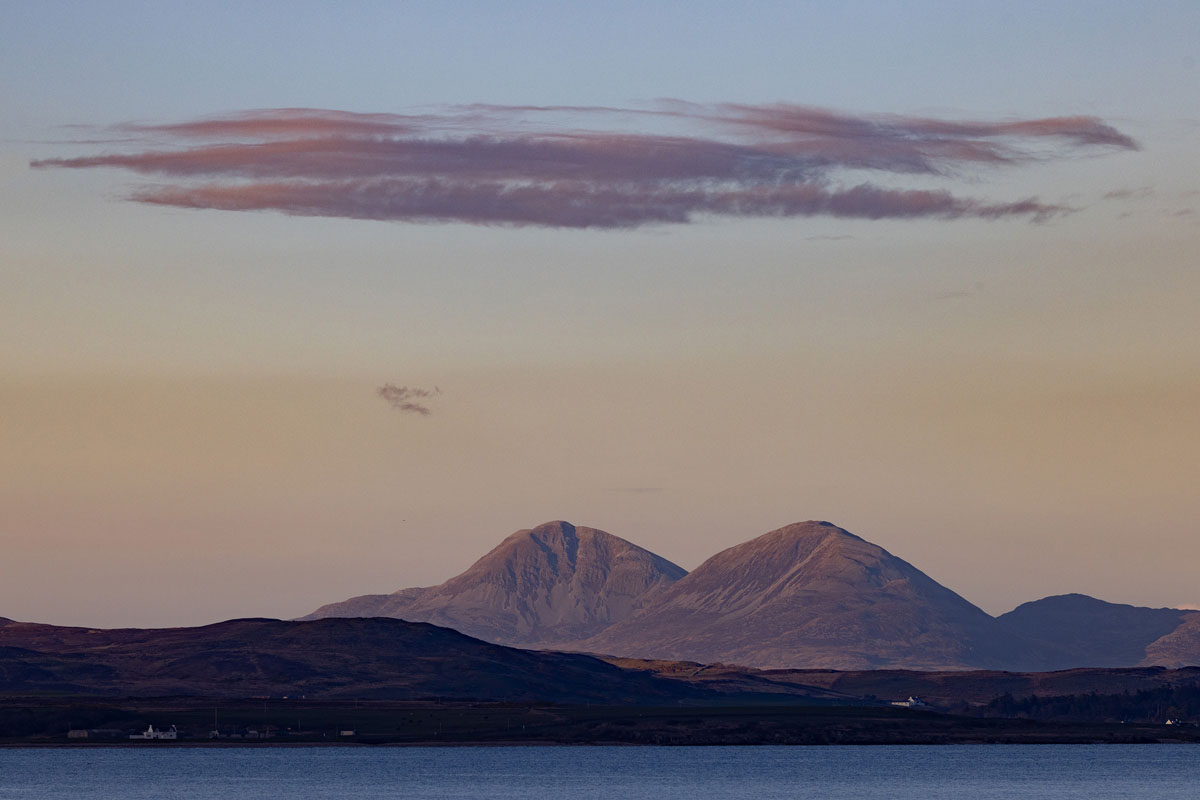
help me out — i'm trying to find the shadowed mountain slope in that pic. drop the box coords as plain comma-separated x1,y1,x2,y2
303,521,687,648
998,594,1200,668
581,521,1050,671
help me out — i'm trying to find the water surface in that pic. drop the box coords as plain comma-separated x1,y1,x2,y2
2,745,1197,799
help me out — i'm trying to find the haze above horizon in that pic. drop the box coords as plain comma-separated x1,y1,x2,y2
2,1,1198,628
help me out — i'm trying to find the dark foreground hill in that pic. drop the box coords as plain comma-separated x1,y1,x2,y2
0,616,841,704
303,521,686,648
5,614,1200,744
655,662,1200,709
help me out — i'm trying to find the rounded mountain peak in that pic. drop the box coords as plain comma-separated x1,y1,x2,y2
756,520,862,544
497,520,670,563
526,520,577,536
701,520,873,571
519,520,582,548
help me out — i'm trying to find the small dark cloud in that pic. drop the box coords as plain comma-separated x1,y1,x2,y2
803,234,856,241
31,102,1137,229
606,487,665,493
1103,186,1155,201
1171,208,1195,217
377,383,441,415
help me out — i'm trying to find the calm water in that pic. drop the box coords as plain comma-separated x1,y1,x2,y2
1,745,1198,799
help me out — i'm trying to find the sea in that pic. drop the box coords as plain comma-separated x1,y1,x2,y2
1,745,1197,799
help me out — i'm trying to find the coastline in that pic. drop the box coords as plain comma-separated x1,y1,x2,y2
4,699,1198,747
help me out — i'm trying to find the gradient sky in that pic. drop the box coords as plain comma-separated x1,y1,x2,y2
2,1,1199,628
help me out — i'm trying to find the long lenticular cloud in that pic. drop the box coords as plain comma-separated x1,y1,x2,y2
32,103,1137,228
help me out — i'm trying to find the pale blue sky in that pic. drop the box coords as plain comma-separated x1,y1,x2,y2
3,1,1198,127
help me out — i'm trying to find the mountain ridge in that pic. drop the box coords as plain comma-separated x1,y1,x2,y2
302,518,1200,672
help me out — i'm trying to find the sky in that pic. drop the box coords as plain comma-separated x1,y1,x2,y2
2,1,1198,628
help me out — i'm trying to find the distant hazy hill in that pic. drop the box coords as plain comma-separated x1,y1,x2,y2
582,521,1052,670
302,521,687,648
998,593,1200,668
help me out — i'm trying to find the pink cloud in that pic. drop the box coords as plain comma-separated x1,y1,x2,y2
32,103,1136,229
128,178,1062,228
123,108,424,139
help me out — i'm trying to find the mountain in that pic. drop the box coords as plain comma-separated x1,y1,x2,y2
998,594,1200,668
303,521,687,648
580,521,1048,671
302,518,1200,671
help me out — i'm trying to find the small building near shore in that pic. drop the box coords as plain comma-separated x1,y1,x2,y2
130,724,178,740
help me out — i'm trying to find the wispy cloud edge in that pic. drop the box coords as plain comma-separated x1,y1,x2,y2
32,103,1137,229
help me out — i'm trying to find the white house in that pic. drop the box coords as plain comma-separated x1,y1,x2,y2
130,724,178,740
